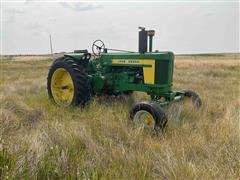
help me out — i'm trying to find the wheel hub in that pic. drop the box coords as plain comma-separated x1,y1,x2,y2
133,110,155,129
51,68,74,106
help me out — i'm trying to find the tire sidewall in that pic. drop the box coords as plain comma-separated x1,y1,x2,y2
130,102,167,128
184,90,202,108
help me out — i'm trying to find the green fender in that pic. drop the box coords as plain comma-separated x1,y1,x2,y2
64,53,85,60
64,53,89,68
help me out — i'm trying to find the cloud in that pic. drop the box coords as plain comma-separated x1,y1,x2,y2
4,16,15,24
49,18,57,23
24,0,36,4
59,2,102,12
3,8,25,24
4,8,24,14
29,22,42,29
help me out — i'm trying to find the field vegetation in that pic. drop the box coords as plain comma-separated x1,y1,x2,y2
0,54,239,179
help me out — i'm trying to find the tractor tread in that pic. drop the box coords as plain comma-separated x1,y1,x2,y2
47,56,90,106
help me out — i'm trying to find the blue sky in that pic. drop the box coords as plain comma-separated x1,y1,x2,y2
1,1,239,54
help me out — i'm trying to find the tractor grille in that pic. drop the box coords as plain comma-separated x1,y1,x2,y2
155,60,172,85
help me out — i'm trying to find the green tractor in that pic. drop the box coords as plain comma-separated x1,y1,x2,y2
47,27,201,131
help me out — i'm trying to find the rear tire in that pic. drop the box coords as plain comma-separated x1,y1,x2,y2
47,57,90,106
130,101,167,132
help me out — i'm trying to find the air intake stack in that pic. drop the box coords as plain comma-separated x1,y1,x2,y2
138,27,148,53
138,27,155,53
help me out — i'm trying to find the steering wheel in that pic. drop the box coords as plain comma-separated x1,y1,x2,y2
92,39,105,56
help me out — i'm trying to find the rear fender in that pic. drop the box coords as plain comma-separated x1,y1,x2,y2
64,53,91,68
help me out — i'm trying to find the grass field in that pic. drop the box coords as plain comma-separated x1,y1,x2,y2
0,54,239,179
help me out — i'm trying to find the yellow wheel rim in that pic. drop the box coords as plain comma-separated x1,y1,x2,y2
51,68,74,106
133,110,155,129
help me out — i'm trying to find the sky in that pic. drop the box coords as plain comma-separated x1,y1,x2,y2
1,1,239,55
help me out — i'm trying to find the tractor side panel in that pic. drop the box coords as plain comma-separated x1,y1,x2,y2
112,59,155,84
142,60,155,84
155,60,170,84
99,52,174,95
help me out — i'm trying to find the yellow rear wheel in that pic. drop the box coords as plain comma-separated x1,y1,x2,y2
51,68,74,106
47,57,90,107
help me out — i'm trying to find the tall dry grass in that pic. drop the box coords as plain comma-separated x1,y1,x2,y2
0,54,239,179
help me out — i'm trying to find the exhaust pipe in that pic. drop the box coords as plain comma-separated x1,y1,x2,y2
138,27,155,53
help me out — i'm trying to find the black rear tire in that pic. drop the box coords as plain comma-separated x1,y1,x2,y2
130,101,167,131
47,56,90,106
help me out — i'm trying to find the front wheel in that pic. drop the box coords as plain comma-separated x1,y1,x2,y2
130,101,167,132
47,57,90,107
183,90,202,108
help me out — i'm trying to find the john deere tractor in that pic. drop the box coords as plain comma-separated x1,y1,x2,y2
47,27,201,131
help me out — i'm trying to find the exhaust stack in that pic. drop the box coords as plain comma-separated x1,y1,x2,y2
138,27,155,53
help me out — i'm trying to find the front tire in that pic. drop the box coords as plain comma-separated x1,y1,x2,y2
47,57,90,107
183,90,202,108
130,101,167,131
